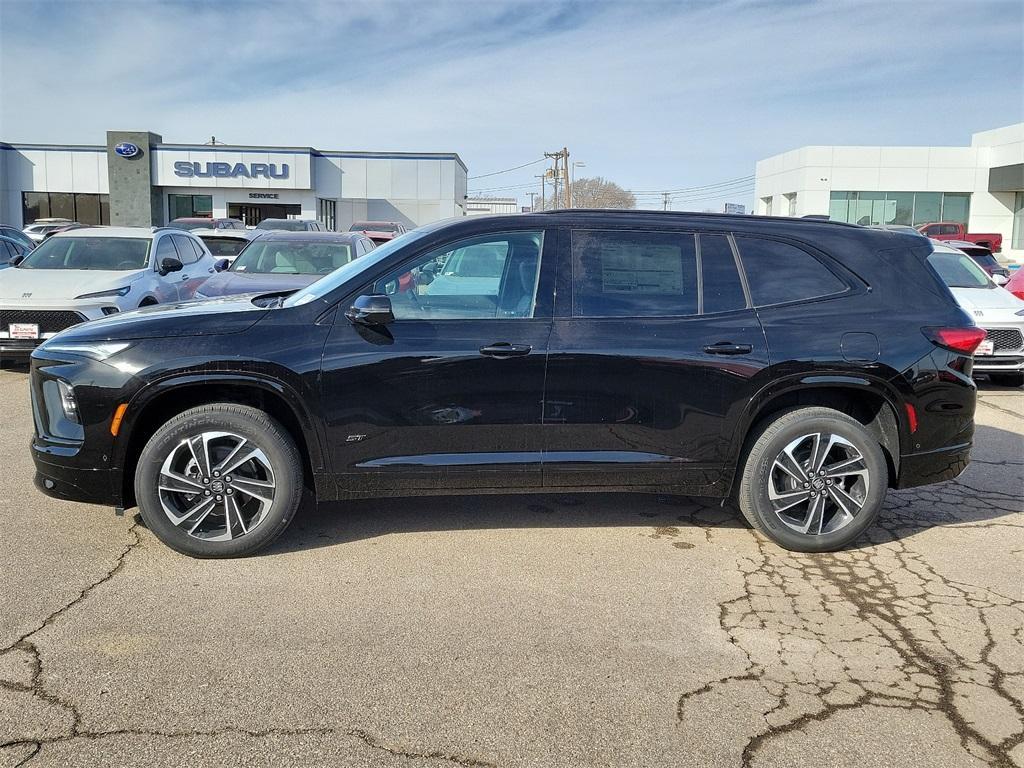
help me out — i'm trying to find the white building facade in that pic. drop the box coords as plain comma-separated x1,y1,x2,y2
464,197,520,216
0,131,468,232
754,123,1024,261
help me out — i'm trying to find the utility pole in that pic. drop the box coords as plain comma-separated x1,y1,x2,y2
527,192,536,212
662,192,670,211
544,148,571,209
535,175,546,211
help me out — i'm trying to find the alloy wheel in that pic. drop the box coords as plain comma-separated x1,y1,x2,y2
157,431,276,541
767,432,870,536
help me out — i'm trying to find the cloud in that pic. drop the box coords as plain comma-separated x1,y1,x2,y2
1,0,1021,209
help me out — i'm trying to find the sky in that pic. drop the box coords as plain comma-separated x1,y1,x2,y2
1,0,1022,210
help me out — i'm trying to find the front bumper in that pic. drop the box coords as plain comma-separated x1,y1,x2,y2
33,453,119,506
0,301,118,354
971,355,1024,373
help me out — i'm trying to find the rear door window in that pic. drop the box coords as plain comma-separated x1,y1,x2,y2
571,230,698,317
698,234,747,313
170,234,199,264
735,237,846,306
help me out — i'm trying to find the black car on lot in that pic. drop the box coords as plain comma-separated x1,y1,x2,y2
29,211,979,558
194,232,375,298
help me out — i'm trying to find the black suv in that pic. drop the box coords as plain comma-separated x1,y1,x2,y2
29,212,980,558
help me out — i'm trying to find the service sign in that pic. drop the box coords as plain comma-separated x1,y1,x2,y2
153,148,312,189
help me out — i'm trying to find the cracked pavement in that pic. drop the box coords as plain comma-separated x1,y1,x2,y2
0,365,1021,767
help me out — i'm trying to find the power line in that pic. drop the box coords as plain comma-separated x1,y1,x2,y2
468,157,546,180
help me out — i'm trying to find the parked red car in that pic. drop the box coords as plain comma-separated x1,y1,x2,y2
349,220,407,245
917,222,1002,253
1004,268,1024,301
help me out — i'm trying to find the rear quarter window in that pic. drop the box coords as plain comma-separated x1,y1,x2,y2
735,237,847,306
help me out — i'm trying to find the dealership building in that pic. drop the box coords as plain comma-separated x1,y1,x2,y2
754,122,1024,260
0,130,469,231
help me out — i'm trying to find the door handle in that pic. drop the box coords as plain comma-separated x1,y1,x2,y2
479,342,532,358
703,342,753,356
181,275,190,281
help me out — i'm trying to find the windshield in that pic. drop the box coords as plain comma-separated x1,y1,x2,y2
970,253,1000,269
350,222,398,232
283,228,428,307
230,240,353,275
18,236,151,271
168,220,214,231
201,237,249,257
927,250,993,289
256,219,308,231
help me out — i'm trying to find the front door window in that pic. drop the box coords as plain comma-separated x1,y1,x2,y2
373,231,544,320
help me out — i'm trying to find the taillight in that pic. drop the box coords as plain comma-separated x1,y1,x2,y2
1012,290,1024,301
922,327,987,354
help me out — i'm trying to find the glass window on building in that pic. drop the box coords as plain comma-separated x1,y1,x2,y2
912,193,941,226
318,198,337,231
941,193,970,225
828,191,970,227
1013,192,1024,250
785,193,797,217
828,191,848,222
21,192,110,225
168,194,213,220
49,192,75,220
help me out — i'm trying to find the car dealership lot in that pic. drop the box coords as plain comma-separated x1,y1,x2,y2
0,365,1021,767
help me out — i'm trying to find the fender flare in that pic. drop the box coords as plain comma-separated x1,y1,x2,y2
111,371,327,476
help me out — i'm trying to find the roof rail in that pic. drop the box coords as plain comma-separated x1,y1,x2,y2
532,208,860,228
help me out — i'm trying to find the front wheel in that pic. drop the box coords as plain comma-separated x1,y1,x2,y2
736,407,888,552
135,404,304,558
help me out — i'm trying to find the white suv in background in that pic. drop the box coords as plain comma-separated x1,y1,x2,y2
0,226,217,356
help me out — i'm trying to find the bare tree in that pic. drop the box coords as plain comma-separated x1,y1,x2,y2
541,176,636,210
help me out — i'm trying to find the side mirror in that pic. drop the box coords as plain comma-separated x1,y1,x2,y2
992,273,1008,286
10,254,24,267
159,256,183,276
345,294,394,327
214,258,230,272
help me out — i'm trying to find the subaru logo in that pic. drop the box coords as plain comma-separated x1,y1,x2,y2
114,142,141,158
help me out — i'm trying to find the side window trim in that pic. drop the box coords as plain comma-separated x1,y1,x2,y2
693,233,704,316
726,233,754,310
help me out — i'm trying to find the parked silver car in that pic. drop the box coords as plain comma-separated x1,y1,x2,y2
0,226,217,355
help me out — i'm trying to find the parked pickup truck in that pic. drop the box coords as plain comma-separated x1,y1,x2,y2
917,222,1002,253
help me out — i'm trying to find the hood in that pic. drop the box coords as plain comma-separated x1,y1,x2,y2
195,271,318,298
0,267,146,300
45,294,271,343
950,286,1024,322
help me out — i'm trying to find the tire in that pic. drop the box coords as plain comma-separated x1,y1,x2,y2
989,373,1024,388
736,407,888,553
134,403,304,558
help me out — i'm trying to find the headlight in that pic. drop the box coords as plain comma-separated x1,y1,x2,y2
39,341,134,361
74,285,131,300
56,380,79,423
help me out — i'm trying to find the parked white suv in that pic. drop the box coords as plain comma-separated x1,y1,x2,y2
927,241,1024,387
0,226,217,356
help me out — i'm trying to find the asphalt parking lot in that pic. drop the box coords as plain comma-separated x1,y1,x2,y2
0,364,1021,768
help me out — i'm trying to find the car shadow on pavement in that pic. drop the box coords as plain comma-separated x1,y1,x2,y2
263,491,747,555
260,420,1021,556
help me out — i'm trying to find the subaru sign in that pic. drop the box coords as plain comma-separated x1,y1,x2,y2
114,142,141,158
173,161,290,180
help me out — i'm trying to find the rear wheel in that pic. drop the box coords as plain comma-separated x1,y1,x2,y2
989,373,1024,388
135,404,304,558
736,407,888,552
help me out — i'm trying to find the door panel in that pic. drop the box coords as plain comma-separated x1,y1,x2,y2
542,228,769,495
319,228,556,493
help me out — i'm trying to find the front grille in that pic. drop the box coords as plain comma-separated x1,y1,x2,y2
0,310,86,333
984,328,1024,353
